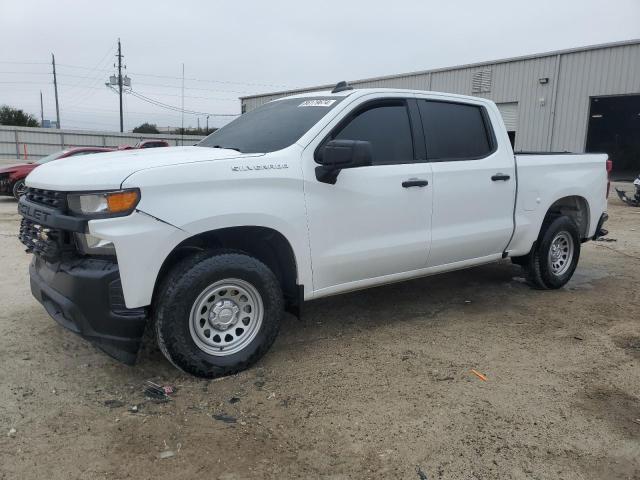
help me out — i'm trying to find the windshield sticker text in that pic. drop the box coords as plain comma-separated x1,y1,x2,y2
298,100,336,107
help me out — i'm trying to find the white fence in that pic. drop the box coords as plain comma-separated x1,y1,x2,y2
0,125,205,164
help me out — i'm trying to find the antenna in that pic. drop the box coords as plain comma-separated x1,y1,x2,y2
331,81,353,93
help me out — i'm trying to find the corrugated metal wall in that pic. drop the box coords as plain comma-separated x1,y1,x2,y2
0,126,204,163
241,41,640,153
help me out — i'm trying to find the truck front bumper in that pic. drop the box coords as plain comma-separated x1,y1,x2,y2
29,255,148,364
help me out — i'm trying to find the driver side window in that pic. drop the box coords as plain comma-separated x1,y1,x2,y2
332,102,414,165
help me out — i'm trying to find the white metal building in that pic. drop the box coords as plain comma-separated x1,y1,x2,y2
241,39,640,175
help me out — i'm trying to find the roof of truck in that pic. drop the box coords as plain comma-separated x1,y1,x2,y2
271,87,491,105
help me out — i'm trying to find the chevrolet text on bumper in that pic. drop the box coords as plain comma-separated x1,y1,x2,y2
19,84,609,378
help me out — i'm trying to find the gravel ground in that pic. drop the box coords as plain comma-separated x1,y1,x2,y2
0,184,638,480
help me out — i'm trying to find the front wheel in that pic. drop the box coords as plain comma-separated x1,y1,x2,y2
524,216,580,289
12,179,26,200
154,251,284,378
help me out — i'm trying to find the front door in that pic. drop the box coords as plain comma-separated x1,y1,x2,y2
302,99,433,293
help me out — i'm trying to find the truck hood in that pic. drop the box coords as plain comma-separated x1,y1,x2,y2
25,146,261,191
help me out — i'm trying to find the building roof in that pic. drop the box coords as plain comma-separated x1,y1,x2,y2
240,38,640,100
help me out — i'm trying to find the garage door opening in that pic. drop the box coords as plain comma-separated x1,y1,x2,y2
497,102,518,150
586,95,640,179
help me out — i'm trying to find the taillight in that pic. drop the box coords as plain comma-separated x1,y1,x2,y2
606,157,612,198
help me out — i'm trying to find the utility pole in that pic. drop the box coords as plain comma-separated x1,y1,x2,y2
206,115,209,133
51,53,60,129
39,91,44,126
117,38,124,133
181,63,185,145
197,117,200,131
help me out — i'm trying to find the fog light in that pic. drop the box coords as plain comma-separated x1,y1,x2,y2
75,233,115,256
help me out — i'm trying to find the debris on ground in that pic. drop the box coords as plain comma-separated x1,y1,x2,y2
158,450,175,459
254,380,266,388
633,419,640,425
129,405,140,413
416,465,429,479
212,413,237,424
228,397,240,404
144,381,176,401
471,369,488,381
104,399,125,408
8,428,17,438
595,237,617,242
267,392,276,399
574,336,584,341
436,376,455,382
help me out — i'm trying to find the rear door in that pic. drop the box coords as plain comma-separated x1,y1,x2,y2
302,97,433,292
416,98,516,267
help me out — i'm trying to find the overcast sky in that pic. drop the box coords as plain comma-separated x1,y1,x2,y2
1,0,638,132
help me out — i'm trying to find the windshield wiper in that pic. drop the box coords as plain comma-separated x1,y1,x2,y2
212,145,242,152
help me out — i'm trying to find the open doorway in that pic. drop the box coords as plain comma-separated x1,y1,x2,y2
586,95,640,180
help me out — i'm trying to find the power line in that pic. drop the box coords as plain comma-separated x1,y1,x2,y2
0,62,291,89
127,71,289,89
127,90,238,117
0,61,49,66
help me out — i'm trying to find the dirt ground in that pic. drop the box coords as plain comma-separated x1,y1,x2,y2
0,184,638,480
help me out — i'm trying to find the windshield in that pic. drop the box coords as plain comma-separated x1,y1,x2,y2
199,96,344,153
36,150,68,164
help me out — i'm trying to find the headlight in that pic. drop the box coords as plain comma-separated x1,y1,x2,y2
67,189,140,218
74,233,116,256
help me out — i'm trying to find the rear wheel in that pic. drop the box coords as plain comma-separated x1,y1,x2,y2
12,179,26,200
154,251,283,378
523,216,580,289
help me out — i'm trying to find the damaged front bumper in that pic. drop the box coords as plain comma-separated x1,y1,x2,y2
615,188,640,207
29,255,147,364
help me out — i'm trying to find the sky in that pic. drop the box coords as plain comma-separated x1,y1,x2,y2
1,0,638,132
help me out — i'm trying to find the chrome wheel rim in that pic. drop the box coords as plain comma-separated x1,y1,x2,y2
548,231,574,276
189,278,263,356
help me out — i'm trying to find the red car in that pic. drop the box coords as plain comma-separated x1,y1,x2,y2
117,139,171,150
0,147,113,200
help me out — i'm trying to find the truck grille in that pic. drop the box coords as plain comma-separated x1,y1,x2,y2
24,187,68,211
19,218,63,260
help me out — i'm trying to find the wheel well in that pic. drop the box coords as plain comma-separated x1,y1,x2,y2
154,226,301,315
544,196,590,238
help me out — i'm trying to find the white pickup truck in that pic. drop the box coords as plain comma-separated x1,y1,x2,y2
19,83,609,377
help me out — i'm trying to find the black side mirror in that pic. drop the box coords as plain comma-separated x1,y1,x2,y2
315,139,373,184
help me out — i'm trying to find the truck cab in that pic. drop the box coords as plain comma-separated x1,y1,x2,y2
18,84,609,377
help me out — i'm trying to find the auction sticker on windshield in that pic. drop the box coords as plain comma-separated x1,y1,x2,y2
298,100,337,107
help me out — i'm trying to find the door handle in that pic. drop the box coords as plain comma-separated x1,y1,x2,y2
491,173,511,181
402,179,429,188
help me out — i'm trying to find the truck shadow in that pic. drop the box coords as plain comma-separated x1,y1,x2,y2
278,260,528,344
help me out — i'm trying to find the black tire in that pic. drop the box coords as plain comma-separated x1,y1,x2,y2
12,179,26,200
524,216,580,289
154,251,284,378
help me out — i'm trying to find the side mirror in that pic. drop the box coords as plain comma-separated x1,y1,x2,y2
315,139,373,184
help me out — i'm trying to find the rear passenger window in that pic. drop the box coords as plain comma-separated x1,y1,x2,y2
332,102,414,165
418,100,493,161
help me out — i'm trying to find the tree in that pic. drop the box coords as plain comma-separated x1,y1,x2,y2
0,105,39,127
132,122,160,134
